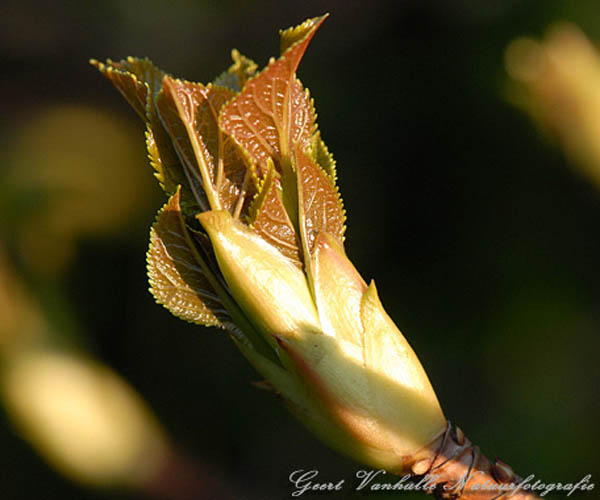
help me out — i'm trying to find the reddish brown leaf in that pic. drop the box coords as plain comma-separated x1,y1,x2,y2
219,15,326,174
295,142,346,255
157,77,255,216
248,161,302,267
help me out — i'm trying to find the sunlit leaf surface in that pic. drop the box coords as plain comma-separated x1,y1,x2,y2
248,162,302,266
219,16,326,173
96,13,345,318
295,142,346,254
147,189,229,327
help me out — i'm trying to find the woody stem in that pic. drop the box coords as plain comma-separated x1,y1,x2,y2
406,421,540,499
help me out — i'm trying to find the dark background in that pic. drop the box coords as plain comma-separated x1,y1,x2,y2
1,1,599,499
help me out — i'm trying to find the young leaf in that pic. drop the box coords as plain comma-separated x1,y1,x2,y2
90,57,165,121
219,15,326,173
311,131,337,183
279,14,328,55
112,57,165,100
248,160,302,267
147,188,229,327
92,57,202,214
156,79,215,212
145,123,201,214
213,49,258,92
295,142,346,256
157,77,256,216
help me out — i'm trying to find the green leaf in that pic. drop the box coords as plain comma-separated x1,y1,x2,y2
219,15,326,173
143,124,194,211
147,188,229,327
213,49,258,92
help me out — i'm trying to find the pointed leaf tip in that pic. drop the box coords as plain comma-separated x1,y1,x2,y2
220,18,323,172
280,14,329,55
92,57,166,121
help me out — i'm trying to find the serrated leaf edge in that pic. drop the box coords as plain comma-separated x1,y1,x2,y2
146,189,226,328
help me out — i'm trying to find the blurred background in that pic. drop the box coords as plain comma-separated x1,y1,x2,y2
1,1,599,499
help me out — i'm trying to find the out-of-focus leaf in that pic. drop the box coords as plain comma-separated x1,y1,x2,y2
248,160,302,267
0,248,48,355
157,77,255,216
295,142,345,255
147,188,229,327
213,50,258,92
219,15,326,173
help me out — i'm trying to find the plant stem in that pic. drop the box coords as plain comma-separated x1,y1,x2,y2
407,422,540,499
